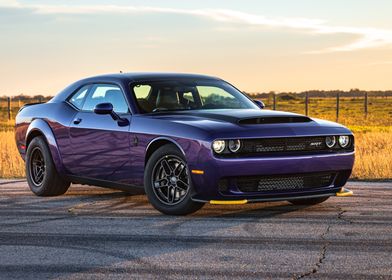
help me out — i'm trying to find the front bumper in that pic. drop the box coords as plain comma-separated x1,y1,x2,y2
190,151,355,201
194,187,353,204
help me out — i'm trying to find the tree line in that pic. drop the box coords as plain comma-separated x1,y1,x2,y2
0,94,51,102
1,89,392,103
246,89,392,99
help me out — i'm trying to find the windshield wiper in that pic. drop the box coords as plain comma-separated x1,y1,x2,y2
152,108,171,113
151,108,190,113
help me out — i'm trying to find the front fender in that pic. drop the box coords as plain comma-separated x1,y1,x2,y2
26,119,65,175
145,136,209,195
146,137,186,157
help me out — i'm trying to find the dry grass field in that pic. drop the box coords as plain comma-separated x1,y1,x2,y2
0,127,24,178
352,130,392,179
0,96,391,179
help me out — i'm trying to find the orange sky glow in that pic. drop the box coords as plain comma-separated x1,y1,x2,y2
1,0,392,96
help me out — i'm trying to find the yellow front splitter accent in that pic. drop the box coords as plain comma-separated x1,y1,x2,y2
210,199,248,205
209,189,352,204
336,187,354,197
191,169,204,175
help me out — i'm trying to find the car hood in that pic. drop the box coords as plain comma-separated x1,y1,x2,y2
143,109,352,139
146,109,307,123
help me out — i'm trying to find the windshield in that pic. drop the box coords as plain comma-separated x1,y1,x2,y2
131,80,259,113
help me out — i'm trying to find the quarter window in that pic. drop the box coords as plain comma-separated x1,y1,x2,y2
82,84,129,114
69,86,89,109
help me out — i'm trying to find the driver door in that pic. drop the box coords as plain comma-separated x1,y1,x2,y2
66,83,131,183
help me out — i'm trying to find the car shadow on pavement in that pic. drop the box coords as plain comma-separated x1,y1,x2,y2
61,185,314,219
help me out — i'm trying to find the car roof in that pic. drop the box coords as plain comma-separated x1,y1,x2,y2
85,72,221,82
50,72,224,103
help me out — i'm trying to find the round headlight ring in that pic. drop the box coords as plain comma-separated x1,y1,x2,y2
325,136,336,148
338,136,350,148
228,139,241,153
212,140,226,154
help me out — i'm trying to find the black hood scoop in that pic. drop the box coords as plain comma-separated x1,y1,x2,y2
238,116,312,125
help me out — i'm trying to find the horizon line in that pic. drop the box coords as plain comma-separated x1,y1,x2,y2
2,88,392,98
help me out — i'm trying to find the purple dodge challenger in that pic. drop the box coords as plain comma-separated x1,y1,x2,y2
15,73,355,215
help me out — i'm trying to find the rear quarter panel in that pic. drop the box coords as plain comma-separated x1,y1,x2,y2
15,102,77,173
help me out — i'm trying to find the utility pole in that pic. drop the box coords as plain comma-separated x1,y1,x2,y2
7,97,11,120
305,92,309,116
336,92,340,122
273,94,276,110
364,92,368,117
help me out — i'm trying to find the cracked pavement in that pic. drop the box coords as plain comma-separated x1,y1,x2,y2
0,180,392,279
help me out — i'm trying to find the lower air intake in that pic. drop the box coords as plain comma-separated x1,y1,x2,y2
233,172,336,193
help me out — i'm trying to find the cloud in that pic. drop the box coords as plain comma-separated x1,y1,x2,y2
1,1,392,52
0,0,19,7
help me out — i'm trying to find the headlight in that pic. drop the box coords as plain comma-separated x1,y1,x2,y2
338,136,350,148
325,136,336,148
212,140,226,153
228,139,241,153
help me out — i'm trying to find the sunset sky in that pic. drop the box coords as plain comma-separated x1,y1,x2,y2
1,0,392,96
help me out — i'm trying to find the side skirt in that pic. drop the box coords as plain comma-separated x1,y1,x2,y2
66,175,145,194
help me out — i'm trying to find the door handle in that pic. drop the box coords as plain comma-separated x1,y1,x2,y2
73,118,82,125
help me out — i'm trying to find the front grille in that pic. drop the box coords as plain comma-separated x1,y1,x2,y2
242,137,327,153
218,136,354,157
220,172,336,193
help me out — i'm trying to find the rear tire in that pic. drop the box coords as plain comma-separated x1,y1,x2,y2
144,144,204,215
288,196,329,206
26,136,70,196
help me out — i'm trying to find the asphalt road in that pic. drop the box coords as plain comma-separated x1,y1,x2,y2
0,180,391,280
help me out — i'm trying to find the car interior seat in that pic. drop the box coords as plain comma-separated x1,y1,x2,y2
156,88,182,110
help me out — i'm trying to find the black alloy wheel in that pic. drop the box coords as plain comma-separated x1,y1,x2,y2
144,144,204,215
26,136,70,196
151,155,190,205
29,147,46,187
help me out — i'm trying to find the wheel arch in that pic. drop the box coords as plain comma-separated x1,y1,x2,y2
26,129,45,148
25,119,66,175
145,137,185,166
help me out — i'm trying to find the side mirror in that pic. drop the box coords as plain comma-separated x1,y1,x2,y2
94,102,129,126
94,102,113,115
253,99,265,109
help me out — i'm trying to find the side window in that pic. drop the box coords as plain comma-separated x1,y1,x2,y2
82,84,129,114
69,86,89,109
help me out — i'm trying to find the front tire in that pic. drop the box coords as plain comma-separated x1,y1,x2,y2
288,196,329,206
26,136,70,196
144,144,204,215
